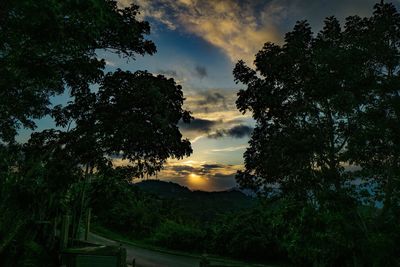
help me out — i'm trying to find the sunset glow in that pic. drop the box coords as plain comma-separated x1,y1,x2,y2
188,173,205,186
19,0,388,192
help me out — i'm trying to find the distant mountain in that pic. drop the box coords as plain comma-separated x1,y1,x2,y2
135,180,256,222
135,180,191,197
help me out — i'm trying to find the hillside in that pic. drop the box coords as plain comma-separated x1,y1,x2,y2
135,180,256,222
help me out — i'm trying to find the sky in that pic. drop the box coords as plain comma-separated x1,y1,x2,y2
21,0,398,191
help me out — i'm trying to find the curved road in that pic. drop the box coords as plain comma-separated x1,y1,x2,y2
88,233,255,267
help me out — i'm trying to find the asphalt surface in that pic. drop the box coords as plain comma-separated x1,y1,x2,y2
88,232,243,267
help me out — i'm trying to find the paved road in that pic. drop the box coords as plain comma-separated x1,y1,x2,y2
88,233,247,267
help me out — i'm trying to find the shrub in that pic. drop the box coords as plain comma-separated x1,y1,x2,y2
151,220,206,251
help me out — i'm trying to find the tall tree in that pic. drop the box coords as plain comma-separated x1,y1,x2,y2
233,3,400,264
0,0,155,143
234,3,400,202
234,18,366,202
347,2,400,214
0,0,192,263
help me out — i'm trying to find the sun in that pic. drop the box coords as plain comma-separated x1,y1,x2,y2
188,173,205,185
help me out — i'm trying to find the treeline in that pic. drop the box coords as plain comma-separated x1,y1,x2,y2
89,175,399,266
88,175,283,262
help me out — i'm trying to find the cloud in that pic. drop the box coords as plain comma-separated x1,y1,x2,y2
122,0,280,64
227,125,253,138
197,91,225,106
119,0,397,65
208,125,253,139
157,69,178,77
210,145,247,152
105,60,116,67
179,118,218,133
177,89,254,141
177,1,280,64
184,89,237,115
202,163,225,170
194,65,207,79
149,159,242,191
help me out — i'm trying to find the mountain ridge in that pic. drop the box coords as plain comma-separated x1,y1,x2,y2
134,179,256,222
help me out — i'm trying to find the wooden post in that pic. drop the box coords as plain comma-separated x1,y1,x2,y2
60,215,70,249
84,208,91,241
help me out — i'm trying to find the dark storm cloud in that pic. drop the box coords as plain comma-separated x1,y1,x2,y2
208,125,253,139
178,118,218,133
194,65,207,79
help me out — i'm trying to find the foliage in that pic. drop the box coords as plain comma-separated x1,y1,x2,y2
89,175,174,238
234,16,367,198
345,2,400,216
136,180,255,222
0,0,155,142
212,204,284,261
0,0,191,265
151,220,206,252
233,1,400,265
89,177,399,265
53,69,192,176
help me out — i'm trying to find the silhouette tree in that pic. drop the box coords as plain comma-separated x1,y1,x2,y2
346,2,400,215
234,18,366,202
235,3,400,202
0,0,155,143
234,3,400,264
53,70,192,177
0,1,192,264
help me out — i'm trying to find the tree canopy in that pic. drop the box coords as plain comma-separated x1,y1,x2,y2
234,2,400,211
0,0,192,177
233,3,400,265
0,1,192,265
0,0,153,142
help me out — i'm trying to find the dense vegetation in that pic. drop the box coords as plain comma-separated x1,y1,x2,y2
92,2,400,266
0,1,191,266
89,177,279,261
233,1,400,266
1,1,400,267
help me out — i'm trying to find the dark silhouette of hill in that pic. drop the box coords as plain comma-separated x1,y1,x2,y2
135,180,255,222
136,180,192,197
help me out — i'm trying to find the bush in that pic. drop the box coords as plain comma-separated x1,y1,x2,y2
212,209,284,261
151,220,206,251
